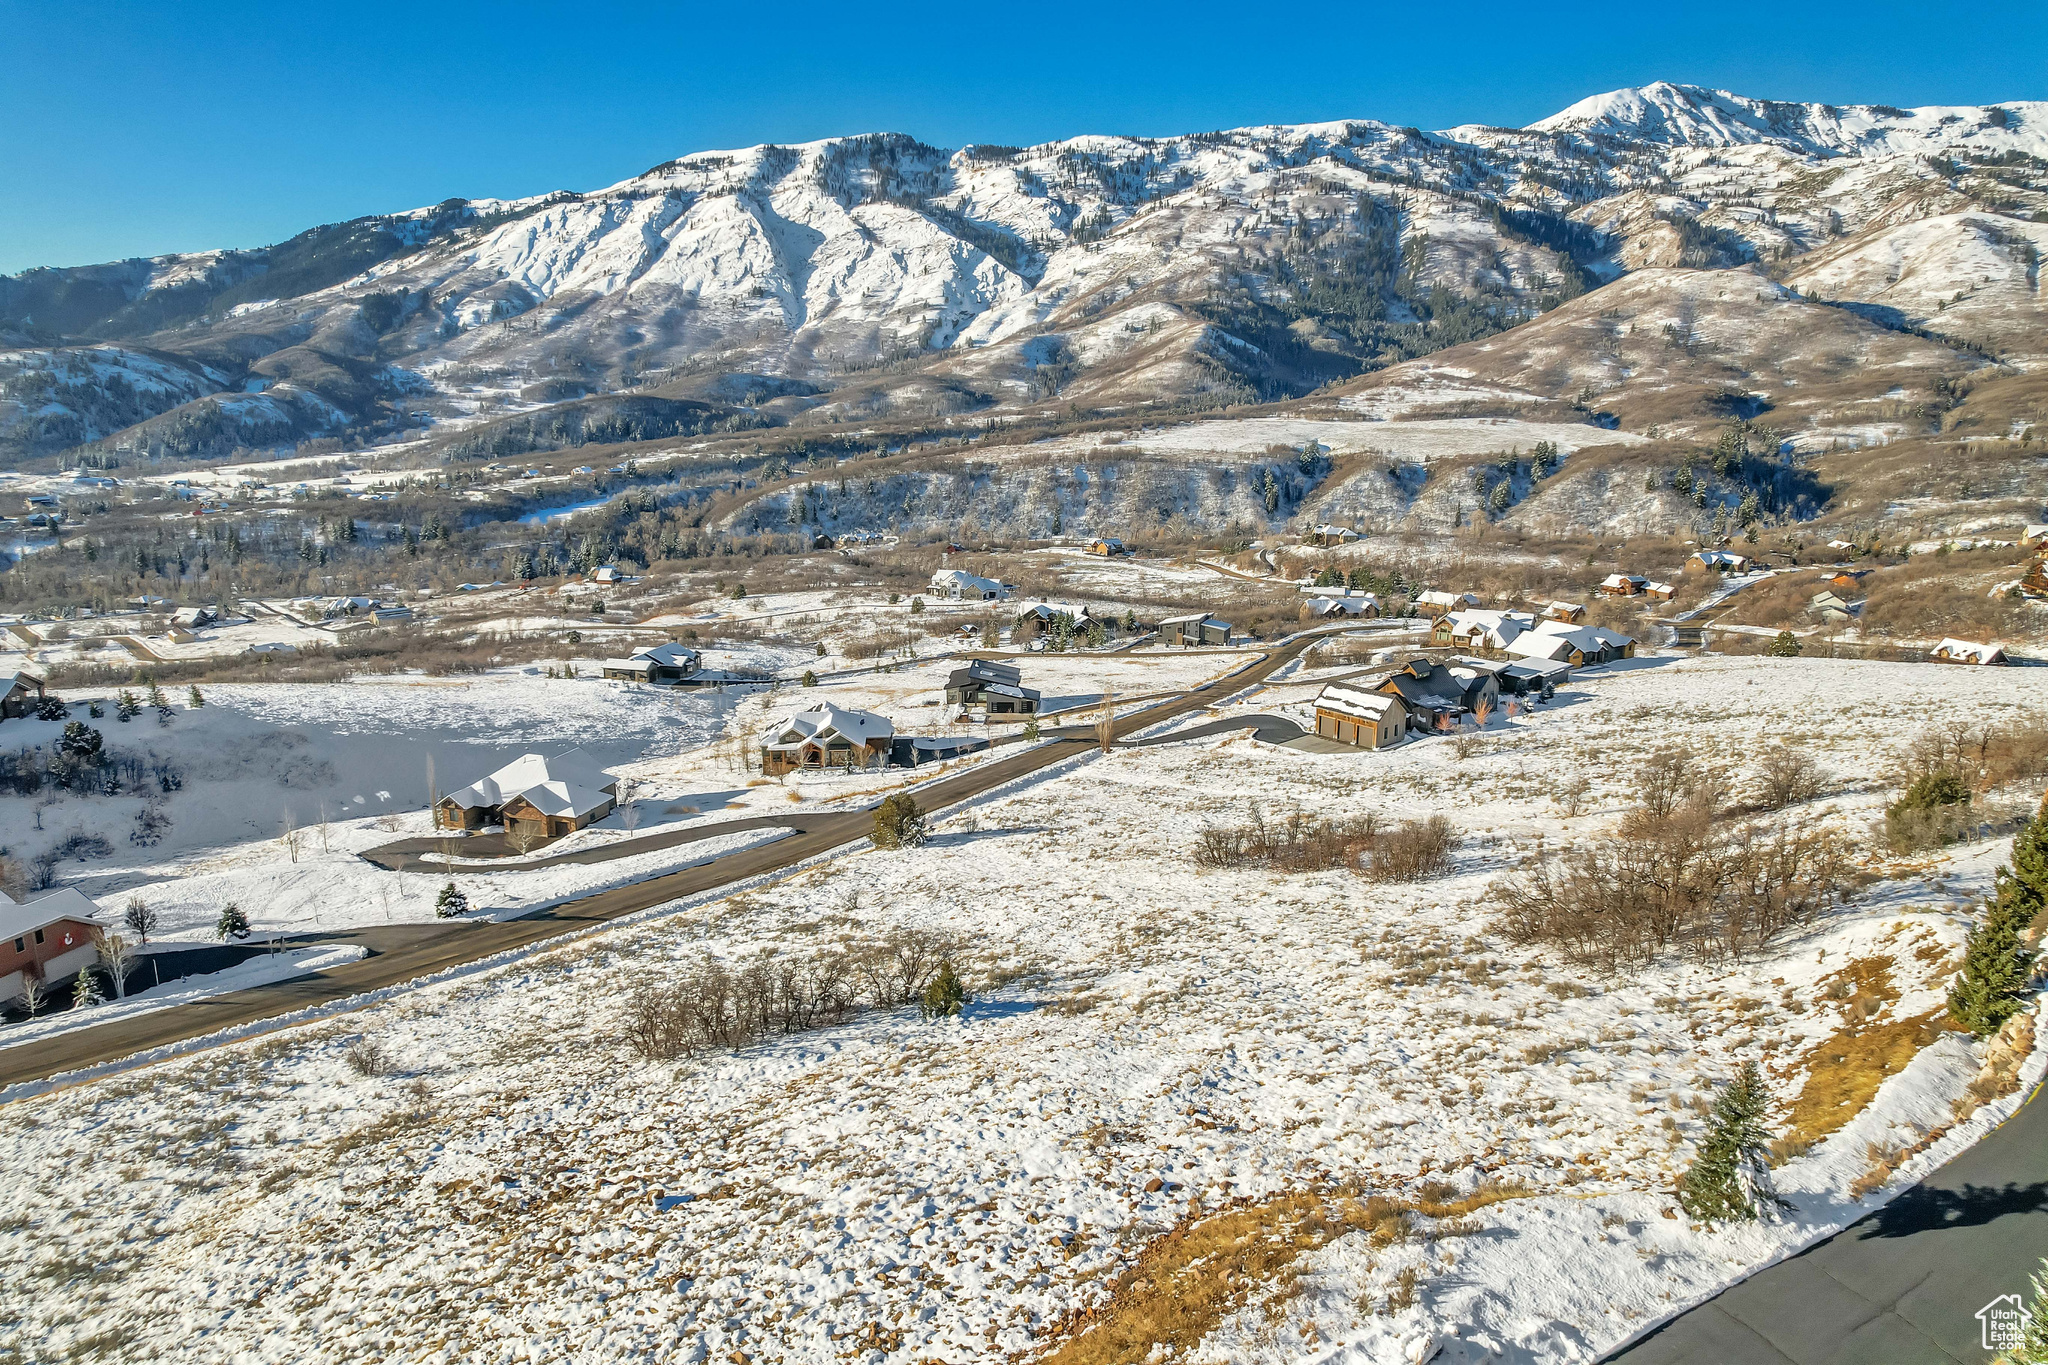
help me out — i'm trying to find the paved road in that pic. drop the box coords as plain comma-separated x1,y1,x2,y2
0,633,1326,1090
1608,1078,2048,1364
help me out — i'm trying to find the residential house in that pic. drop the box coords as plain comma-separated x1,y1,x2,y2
1375,658,1496,730
371,606,414,625
170,606,217,630
929,568,1009,601
434,749,619,836
1430,609,1535,656
1,888,103,1010
1303,594,1379,619
1456,656,1570,698
1504,620,1635,668
1642,580,1676,600
2024,524,2048,546
1536,601,1587,623
944,660,1040,716
1930,638,2008,666
1809,590,1858,624
1313,683,1407,749
599,641,700,683
591,565,628,584
1689,549,1752,573
1157,613,1232,647
1014,602,1105,636
1086,537,1129,557
1825,569,1870,593
1303,524,1360,548
1599,573,1648,597
1414,591,1481,617
760,705,895,774
0,669,47,719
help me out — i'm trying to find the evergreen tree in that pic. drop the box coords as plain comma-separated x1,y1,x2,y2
1677,1061,1783,1221
1122,609,1138,632
115,690,140,722
1488,481,1512,515
801,670,818,687
909,596,925,615
187,685,205,708
72,967,105,1010
2012,799,2048,908
1022,716,1040,741
217,903,251,940
814,642,826,657
1765,630,1802,658
2015,1256,2048,1363
435,882,470,918
1949,868,2040,1037
919,961,968,1021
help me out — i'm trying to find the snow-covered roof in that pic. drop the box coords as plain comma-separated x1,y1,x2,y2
0,887,101,944
631,642,699,668
1643,581,1674,595
1417,591,1479,608
1691,550,1751,568
443,749,614,811
602,657,656,674
1441,610,1535,648
1316,683,1403,723
1159,612,1228,627
761,704,895,752
930,569,1006,594
1932,638,2007,663
510,781,615,819
1601,573,1647,589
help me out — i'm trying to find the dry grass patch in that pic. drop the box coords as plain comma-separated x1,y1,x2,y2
1784,956,1967,1148
1035,1182,1529,1363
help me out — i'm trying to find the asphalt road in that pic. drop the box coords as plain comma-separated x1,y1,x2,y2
1608,1079,2048,1364
0,636,1317,1090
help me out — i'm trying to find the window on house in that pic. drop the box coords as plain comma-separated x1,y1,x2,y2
34,929,45,944
12,937,22,953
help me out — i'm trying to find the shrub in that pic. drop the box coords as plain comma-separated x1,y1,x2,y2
1367,816,1459,883
871,794,927,850
1752,746,1822,810
624,950,861,1060
1884,767,1972,852
1765,630,1801,658
435,882,470,918
344,1039,393,1076
919,962,968,1021
1495,807,1850,970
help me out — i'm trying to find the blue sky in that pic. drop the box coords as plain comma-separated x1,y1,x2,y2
3,0,2044,274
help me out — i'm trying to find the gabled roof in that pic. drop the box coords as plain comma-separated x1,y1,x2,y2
1932,638,2007,663
1601,573,1647,589
930,568,1005,593
442,749,613,810
1159,612,1229,628
762,704,895,751
950,660,1022,687
631,642,698,668
1317,682,1404,722
0,887,100,944
1417,591,1479,608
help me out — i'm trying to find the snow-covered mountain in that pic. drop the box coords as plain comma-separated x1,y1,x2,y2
2,83,2043,466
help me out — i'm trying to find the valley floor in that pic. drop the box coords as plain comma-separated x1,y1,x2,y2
0,656,2042,1363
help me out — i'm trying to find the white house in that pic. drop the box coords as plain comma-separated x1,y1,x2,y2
929,568,1009,601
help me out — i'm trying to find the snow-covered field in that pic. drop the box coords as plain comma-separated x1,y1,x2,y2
0,655,2041,1363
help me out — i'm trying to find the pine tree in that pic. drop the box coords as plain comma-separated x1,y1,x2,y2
1949,869,2040,1036
919,961,968,1021
801,670,818,687
1022,716,1040,741
2012,799,2048,908
1765,630,1802,658
2015,1256,2048,1363
1677,1061,1783,1221
435,882,469,918
72,967,104,1010
217,903,251,940
187,685,205,708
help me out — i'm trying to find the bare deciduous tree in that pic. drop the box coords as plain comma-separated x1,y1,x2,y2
94,929,136,1002
122,896,158,946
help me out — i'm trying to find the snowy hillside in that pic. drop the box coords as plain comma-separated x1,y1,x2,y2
1,81,2043,480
